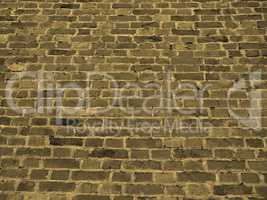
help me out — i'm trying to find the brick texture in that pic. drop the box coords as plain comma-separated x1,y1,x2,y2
0,0,267,200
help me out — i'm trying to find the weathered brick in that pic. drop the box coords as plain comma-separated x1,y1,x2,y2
54,3,80,9
49,136,83,146
126,138,162,148
51,170,69,180
186,184,211,197
16,147,51,157
0,180,15,191
214,185,252,195
112,172,131,182
30,169,49,180
17,181,35,191
206,138,244,148
123,161,161,170
89,148,128,159
173,149,212,158
246,138,264,148
171,15,198,21
248,161,267,171
241,173,260,183
172,29,199,35
72,171,109,181
44,159,80,169
39,181,75,192
125,184,164,195
196,22,223,28
73,195,110,200
177,172,215,182
208,160,246,170
132,9,159,15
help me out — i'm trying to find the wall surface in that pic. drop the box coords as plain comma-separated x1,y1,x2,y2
0,0,267,199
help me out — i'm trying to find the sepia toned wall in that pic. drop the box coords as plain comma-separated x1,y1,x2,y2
0,0,266,199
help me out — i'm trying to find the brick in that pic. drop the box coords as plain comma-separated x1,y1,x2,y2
49,136,83,146
112,4,133,9
132,9,159,15
134,172,152,182
123,161,161,170
49,16,76,21
214,185,252,195
126,138,162,148
175,72,205,80
48,49,76,56
208,160,246,170
173,149,212,158
16,148,51,157
239,43,267,50
54,3,80,9
194,9,220,15
77,183,98,193
172,57,203,65
51,170,69,180
30,169,49,180
89,148,128,159
186,184,211,197
39,181,75,192
130,150,149,159
0,180,15,191
206,138,244,147
215,149,234,159
112,172,131,182
219,172,239,183
85,138,104,147
241,173,260,183
155,172,176,183
111,29,136,35
171,15,198,21
196,22,223,28
172,29,199,35
248,161,267,171
246,138,264,148
102,160,121,169
177,172,215,182
258,21,267,28
109,16,136,21
72,171,109,181
105,138,124,148
17,181,35,191
255,186,267,197
0,169,28,178
44,159,80,169
73,195,110,200
125,184,164,195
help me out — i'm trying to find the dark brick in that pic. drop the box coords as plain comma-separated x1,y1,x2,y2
73,195,110,200
172,29,199,35
17,181,35,191
72,171,109,181
39,181,75,192
44,159,80,168
214,185,252,195
49,136,83,146
208,160,246,170
173,149,212,158
55,3,80,9
177,172,215,182
90,148,128,159
125,184,164,195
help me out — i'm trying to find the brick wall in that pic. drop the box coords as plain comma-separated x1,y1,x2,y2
0,0,267,199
